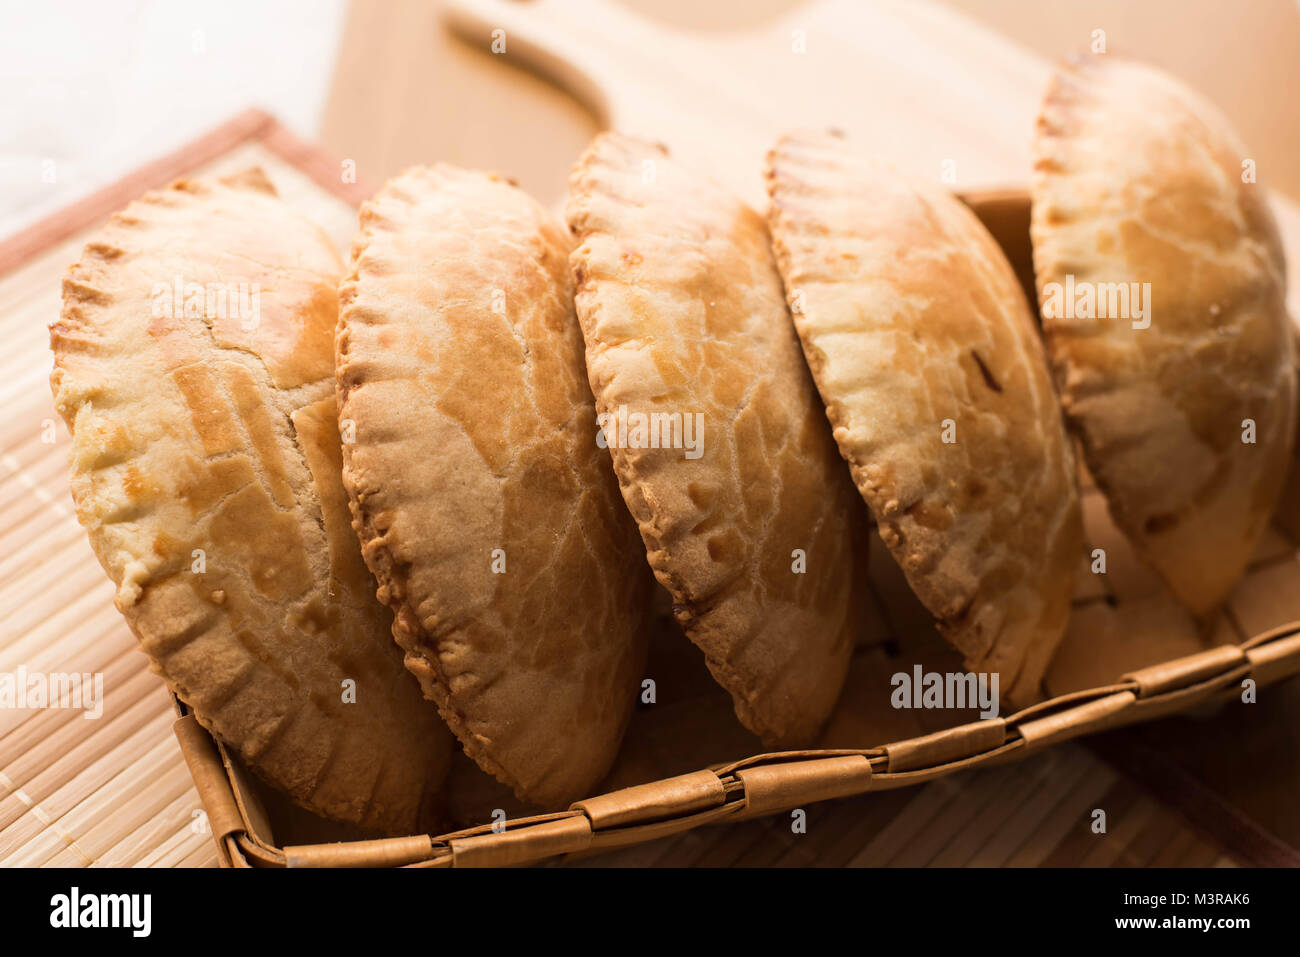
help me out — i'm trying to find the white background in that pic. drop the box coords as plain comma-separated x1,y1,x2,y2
0,0,346,239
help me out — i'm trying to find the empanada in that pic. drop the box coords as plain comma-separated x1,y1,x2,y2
765,131,1082,705
336,165,651,809
50,169,453,833
1032,55,1297,615
567,133,867,747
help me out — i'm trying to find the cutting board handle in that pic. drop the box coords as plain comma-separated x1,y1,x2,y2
442,0,678,128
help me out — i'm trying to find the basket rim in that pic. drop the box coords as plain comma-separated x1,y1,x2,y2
173,619,1300,868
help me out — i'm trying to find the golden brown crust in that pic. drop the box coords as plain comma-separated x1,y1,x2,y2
49,170,453,833
566,133,867,747
765,131,1082,705
1031,55,1297,615
336,165,651,809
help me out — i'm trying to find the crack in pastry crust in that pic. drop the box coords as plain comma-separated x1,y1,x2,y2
765,131,1082,705
50,169,453,833
336,165,651,810
1031,55,1297,615
567,133,868,747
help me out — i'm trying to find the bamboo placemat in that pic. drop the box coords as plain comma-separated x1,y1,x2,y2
0,111,1291,868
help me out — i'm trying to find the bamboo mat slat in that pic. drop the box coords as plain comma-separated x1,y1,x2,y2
133,820,213,869
851,774,973,867
92,789,206,868
1004,759,1118,868
0,114,1284,868
0,648,157,800
0,666,170,821
1,713,178,864
46,763,197,867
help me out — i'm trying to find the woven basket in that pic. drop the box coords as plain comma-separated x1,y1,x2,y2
168,187,1300,869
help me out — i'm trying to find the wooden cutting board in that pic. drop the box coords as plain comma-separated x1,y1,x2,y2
440,0,1300,321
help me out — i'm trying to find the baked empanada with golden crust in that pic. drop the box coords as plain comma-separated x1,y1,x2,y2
1031,55,1296,616
337,165,651,809
567,133,867,747
766,131,1082,705
51,169,453,833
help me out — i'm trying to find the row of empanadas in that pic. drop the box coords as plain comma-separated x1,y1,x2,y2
51,55,1294,833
